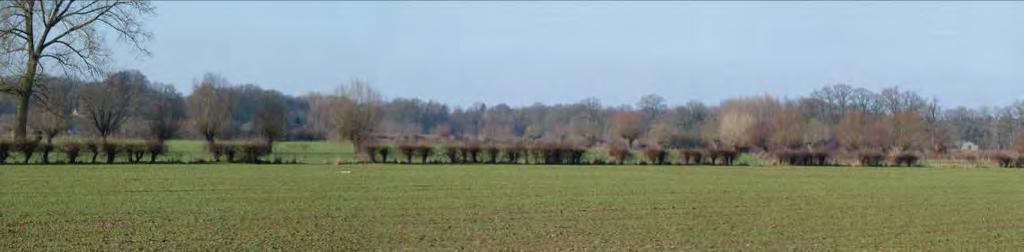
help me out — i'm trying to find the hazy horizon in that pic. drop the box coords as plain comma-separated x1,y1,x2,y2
111,2,1024,108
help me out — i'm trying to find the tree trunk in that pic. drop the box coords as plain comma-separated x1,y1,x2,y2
14,90,30,141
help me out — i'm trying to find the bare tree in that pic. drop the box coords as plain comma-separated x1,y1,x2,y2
144,83,185,142
332,79,381,151
612,111,644,148
187,73,233,144
0,0,154,141
717,109,754,149
79,70,144,140
253,90,287,151
835,111,871,151
29,75,78,144
636,94,667,124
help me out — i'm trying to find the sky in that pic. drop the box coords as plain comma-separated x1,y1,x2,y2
111,2,1024,108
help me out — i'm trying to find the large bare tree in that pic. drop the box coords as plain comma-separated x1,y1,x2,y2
611,111,644,148
332,79,381,150
0,0,153,141
186,73,233,144
253,90,287,151
80,70,144,141
144,83,185,142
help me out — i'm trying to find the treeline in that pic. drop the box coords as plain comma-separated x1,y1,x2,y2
5,70,1024,164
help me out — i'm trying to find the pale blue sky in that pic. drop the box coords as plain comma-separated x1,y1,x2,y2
112,2,1024,108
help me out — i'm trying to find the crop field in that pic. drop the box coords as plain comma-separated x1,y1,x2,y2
3,164,1024,250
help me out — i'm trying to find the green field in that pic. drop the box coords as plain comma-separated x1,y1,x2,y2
3,165,1024,250
161,140,354,164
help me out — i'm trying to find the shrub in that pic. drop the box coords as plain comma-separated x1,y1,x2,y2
736,153,766,166
361,144,380,163
1014,155,1024,168
643,147,668,165
607,143,631,165
485,144,500,164
145,140,166,163
566,145,586,165
238,142,271,164
443,144,460,164
207,143,225,162
858,150,887,167
377,145,392,163
810,150,832,166
61,142,83,164
526,143,543,164
990,151,1015,168
893,152,921,167
708,149,738,165
415,144,434,164
0,141,10,164
15,139,39,164
706,149,721,165
225,144,238,162
398,143,416,164
720,149,739,166
123,142,146,163
957,152,979,162
40,143,54,164
101,142,120,164
680,149,704,165
85,141,101,163
465,142,481,163
536,142,562,164
503,143,524,164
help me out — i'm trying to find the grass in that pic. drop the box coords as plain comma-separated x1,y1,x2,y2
157,140,354,163
3,164,1024,250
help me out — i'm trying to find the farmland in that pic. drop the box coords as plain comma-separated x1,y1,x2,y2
3,164,1024,250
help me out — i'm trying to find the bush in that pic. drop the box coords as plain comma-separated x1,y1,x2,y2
207,143,226,162
85,141,101,163
643,147,668,165
503,143,524,164
607,143,631,165
377,145,392,163
40,143,54,164
893,152,921,167
238,142,271,164
679,149,704,165
484,144,501,164
398,143,416,164
61,142,83,164
777,149,832,166
566,145,586,165
465,142,481,163
101,142,120,164
123,142,146,163
145,140,166,163
858,150,887,167
361,144,380,163
991,151,1015,168
536,142,564,164
708,149,738,165
15,139,39,164
415,144,434,164
443,144,460,164
735,153,766,166
0,141,11,164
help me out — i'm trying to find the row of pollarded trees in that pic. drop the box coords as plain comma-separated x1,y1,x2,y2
357,139,744,166
10,71,296,164
0,139,168,164
23,71,185,146
356,139,929,167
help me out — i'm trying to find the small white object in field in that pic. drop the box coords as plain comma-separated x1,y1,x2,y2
340,170,352,174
